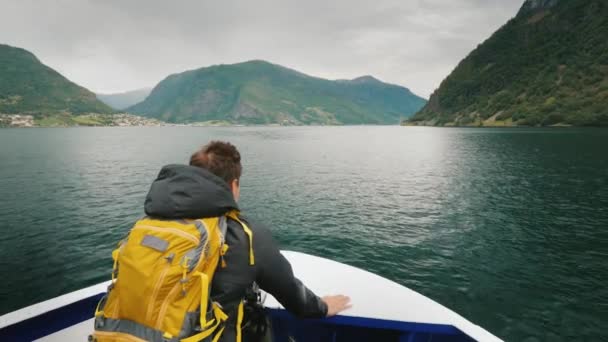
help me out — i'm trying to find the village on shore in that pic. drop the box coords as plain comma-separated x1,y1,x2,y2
0,113,239,128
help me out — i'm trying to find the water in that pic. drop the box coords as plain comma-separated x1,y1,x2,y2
1,126,607,341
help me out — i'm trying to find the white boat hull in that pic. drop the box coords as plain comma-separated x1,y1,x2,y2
0,251,502,341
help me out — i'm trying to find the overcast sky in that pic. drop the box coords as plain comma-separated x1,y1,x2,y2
1,0,523,98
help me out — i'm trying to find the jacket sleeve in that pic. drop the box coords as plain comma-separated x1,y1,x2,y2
251,222,328,319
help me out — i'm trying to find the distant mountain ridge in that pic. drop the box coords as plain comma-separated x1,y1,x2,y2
129,60,426,125
97,88,152,110
0,44,112,115
410,0,608,127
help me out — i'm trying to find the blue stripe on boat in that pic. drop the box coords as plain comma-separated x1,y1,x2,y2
0,292,475,342
0,293,104,342
266,308,474,342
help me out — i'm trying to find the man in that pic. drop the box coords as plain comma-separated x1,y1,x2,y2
144,141,351,341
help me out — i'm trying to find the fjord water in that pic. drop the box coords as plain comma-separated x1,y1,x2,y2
1,127,607,341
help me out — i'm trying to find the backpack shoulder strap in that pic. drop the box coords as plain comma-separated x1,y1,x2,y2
226,211,255,266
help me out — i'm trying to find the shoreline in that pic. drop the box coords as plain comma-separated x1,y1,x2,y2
3,124,606,129
400,122,607,129
1,114,605,128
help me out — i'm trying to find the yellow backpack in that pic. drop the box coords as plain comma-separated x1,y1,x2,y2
92,211,254,342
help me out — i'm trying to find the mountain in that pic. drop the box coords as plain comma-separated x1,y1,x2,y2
410,0,608,127
129,60,426,125
0,44,113,115
97,87,152,110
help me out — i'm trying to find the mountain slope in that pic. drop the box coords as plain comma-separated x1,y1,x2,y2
97,88,152,110
0,44,113,115
129,60,426,125
410,0,608,127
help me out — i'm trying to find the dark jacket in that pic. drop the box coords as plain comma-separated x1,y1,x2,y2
144,164,327,341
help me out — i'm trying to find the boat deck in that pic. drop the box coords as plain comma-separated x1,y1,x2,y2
1,251,502,342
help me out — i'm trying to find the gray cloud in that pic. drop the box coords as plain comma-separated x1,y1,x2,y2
0,0,523,98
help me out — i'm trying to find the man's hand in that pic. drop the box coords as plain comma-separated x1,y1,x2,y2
322,295,352,317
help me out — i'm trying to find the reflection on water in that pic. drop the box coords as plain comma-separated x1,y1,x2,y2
0,126,607,341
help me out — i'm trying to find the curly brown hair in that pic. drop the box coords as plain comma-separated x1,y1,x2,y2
190,141,242,184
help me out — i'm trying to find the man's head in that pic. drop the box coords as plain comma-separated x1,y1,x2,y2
190,141,242,201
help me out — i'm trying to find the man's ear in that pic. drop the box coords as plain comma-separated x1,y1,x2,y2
231,178,240,201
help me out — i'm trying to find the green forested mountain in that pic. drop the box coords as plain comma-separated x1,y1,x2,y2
97,88,152,110
0,44,113,115
410,0,608,127
129,60,426,125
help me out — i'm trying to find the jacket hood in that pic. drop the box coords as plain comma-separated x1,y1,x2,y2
144,164,238,219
